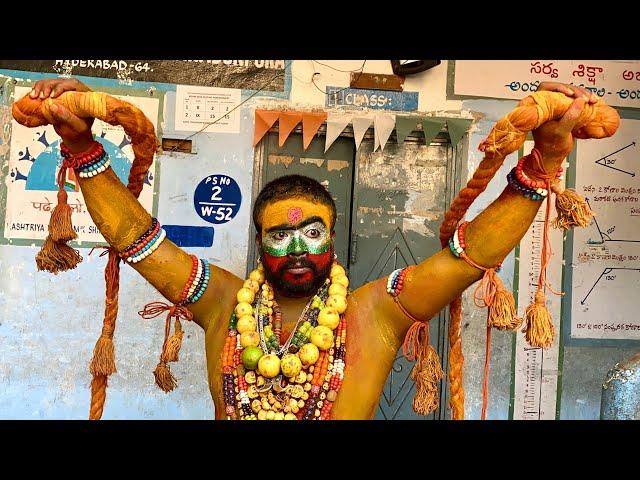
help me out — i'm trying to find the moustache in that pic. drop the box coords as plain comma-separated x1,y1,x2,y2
279,258,317,272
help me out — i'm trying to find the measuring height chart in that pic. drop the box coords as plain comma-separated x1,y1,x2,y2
571,118,640,340
194,174,242,225
513,141,564,419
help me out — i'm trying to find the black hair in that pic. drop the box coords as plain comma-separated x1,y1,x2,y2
253,175,337,232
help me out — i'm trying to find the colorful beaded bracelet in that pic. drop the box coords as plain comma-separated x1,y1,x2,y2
121,219,160,258
386,266,414,297
127,228,166,264
119,218,166,264
77,151,111,178
60,141,105,169
178,255,210,305
507,168,546,201
448,221,501,272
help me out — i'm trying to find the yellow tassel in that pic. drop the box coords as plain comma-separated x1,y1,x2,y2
153,361,177,392
89,335,117,377
523,291,555,348
164,319,184,363
411,344,444,415
553,188,593,230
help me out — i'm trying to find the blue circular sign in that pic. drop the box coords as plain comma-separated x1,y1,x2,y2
193,174,242,225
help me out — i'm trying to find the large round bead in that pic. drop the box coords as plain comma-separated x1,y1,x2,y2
237,287,255,304
332,274,349,288
235,302,254,317
330,264,346,278
258,354,281,378
326,295,347,314
236,315,257,334
310,326,334,351
249,269,265,284
317,307,340,330
240,331,260,348
243,279,260,293
241,346,264,370
298,343,320,367
328,283,347,298
281,354,302,378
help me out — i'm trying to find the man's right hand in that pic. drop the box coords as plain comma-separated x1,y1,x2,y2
30,78,95,154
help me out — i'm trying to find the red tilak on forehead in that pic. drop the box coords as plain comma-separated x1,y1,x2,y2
287,207,303,225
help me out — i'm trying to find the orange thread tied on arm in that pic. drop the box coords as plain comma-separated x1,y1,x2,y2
139,302,194,393
437,90,619,420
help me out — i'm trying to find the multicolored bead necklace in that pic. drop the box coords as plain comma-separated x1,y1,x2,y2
221,261,349,420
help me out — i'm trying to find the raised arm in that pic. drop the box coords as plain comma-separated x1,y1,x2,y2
25,79,242,330
363,83,610,331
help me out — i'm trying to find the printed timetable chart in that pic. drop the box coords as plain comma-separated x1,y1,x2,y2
175,85,241,133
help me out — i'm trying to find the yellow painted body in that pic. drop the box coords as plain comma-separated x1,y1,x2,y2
78,138,565,418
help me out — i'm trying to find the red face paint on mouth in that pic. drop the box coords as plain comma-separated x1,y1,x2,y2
261,249,334,296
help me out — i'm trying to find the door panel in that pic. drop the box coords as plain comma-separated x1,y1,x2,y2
260,132,355,267
349,139,451,420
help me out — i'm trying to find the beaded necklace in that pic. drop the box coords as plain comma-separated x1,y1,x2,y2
221,261,348,420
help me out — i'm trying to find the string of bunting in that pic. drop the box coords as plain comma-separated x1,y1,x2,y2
254,110,473,152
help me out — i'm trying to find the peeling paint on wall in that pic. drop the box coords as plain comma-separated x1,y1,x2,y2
327,159,349,172
268,154,294,168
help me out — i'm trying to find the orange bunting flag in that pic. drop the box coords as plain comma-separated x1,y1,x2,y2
253,110,280,146
278,112,304,147
302,112,328,150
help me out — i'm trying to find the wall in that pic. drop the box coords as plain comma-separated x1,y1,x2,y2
0,60,633,419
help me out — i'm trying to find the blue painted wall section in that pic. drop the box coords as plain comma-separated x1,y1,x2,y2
164,225,214,248
325,86,419,111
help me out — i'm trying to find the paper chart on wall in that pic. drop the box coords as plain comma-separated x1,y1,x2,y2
570,118,640,341
4,86,159,244
175,85,241,134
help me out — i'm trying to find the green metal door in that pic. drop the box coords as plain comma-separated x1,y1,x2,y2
253,131,355,267
252,127,458,420
348,137,453,420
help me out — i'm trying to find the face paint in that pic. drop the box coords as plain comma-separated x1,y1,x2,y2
262,221,330,257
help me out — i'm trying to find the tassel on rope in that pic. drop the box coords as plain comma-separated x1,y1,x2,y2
522,148,560,348
138,301,193,393
551,182,593,230
467,256,521,332
402,318,444,415
460,246,520,420
35,160,82,273
523,290,555,348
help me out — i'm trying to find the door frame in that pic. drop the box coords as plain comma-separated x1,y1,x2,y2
248,121,469,419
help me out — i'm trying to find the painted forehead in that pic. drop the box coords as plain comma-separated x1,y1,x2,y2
259,197,333,232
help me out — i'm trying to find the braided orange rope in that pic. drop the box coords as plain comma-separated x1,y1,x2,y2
12,91,158,420
437,91,619,419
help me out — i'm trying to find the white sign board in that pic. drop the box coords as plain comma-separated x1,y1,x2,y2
453,60,640,109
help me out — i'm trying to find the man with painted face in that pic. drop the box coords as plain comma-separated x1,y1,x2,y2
26,77,601,419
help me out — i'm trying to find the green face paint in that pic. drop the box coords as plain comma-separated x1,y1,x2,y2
262,221,331,257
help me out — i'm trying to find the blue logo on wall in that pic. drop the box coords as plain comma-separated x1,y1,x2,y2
194,174,242,225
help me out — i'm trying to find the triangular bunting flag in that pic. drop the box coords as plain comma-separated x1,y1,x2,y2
374,113,396,152
395,116,421,145
422,117,447,146
302,112,328,151
352,115,374,151
253,110,280,146
447,118,473,147
278,112,304,147
325,113,353,153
